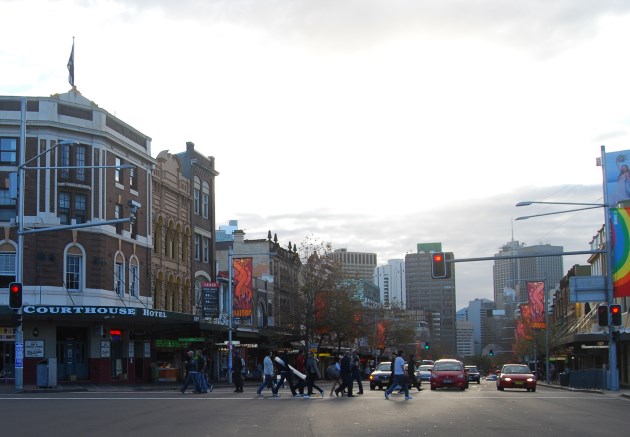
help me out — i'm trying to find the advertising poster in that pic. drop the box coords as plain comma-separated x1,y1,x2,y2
233,257,253,318
610,207,630,297
527,281,546,329
605,150,630,206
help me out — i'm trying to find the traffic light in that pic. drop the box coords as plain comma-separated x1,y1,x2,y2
597,305,608,326
489,349,494,357
9,282,22,309
431,252,450,279
424,342,430,350
610,305,622,326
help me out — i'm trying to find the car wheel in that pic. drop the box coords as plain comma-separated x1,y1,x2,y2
430,386,436,391
370,384,375,391
531,387,536,392
460,386,466,391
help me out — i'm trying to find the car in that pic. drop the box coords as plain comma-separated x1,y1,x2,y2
465,365,481,384
430,359,467,391
485,373,497,381
496,364,537,392
416,364,433,382
369,361,392,390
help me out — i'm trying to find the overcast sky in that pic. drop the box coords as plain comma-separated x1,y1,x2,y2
3,0,629,309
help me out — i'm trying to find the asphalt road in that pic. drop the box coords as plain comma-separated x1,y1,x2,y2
1,381,628,436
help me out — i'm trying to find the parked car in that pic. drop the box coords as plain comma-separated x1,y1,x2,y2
416,364,433,382
430,359,467,391
496,364,537,392
465,365,481,384
369,361,392,390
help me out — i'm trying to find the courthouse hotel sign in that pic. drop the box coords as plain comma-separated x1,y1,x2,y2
22,306,200,323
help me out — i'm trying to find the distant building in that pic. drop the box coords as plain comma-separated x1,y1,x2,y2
466,298,496,355
373,259,406,308
456,320,475,357
405,244,457,356
333,248,377,282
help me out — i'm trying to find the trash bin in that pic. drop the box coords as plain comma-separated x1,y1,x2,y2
37,359,49,388
559,372,570,386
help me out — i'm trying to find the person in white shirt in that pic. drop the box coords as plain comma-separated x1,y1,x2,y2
384,350,412,400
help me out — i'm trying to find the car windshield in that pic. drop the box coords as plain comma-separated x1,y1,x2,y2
418,365,433,371
376,362,391,371
466,366,478,372
503,365,531,374
434,362,462,371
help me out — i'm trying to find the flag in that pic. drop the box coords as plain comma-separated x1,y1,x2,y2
67,40,75,87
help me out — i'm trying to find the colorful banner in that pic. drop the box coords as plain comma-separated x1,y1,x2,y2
527,281,546,329
233,257,253,317
605,150,630,206
610,208,630,297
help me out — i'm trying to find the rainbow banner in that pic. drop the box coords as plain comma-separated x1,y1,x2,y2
611,208,630,297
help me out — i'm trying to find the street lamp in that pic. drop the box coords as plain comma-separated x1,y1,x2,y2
515,184,619,390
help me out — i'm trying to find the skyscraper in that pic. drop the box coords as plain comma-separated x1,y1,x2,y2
373,259,406,308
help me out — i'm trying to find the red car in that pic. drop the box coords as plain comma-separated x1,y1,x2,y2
430,359,467,391
497,364,537,392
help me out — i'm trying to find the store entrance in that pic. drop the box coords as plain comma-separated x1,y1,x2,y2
56,327,88,380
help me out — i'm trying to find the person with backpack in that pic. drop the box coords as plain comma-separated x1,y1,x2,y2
327,354,344,397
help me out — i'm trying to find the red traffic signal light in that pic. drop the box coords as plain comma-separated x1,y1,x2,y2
431,252,451,279
597,305,608,326
9,282,23,309
610,305,622,326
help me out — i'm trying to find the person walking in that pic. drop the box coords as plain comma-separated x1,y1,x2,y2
351,350,364,395
273,349,300,397
335,351,354,397
180,350,201,394
195,350,210,393
327,355,343,397
257,350,278,397
385,350,412,400
305,351,325,398
233,350,245,393
407,354,421,391
295,350,306,396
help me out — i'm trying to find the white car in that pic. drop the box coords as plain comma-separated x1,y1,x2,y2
416,364,433,382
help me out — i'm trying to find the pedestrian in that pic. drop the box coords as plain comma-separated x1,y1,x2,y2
180,350,201,394
335,351,354,397
385,350,412,400
233,350,244,393
305,351,325,398
407,354,421,391
274,349,300,397
295,350,306,395
327,355,343,397
257,350,278,397
351,350,364,395
195,350,210,393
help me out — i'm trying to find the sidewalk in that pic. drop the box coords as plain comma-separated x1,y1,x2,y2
537,381,630,399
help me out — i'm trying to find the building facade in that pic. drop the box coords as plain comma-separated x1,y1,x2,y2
333,248,377,282
373,259,406,308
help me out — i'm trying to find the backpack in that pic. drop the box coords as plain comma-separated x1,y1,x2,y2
327,364,340,379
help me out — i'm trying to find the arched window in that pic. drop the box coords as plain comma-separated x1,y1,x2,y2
154,271,164,309
175,223,182,260
166,220,175,258
257,301,266,327
202,181,209,218
193,176,201,215
114,252,125,295
129,255,139,297
154,216,163,256
182,227,191,263
65,244,85,291
0,240,17,287
166,274,175,311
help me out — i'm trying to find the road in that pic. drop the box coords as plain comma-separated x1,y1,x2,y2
1,380,627,436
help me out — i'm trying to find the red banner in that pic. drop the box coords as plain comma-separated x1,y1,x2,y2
233,258,252,318
527,281,546,329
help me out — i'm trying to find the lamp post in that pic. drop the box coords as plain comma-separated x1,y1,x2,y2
515,186,619,391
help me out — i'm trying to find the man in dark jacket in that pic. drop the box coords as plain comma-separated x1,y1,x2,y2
273,349,299,397
233,350,244,392
180,350,201,394
335,351,354,397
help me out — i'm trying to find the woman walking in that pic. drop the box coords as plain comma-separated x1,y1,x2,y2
305,351,325,398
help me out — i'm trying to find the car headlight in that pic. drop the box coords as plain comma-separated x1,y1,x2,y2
503,377,512,382
457,373,464,379
526,378,534,382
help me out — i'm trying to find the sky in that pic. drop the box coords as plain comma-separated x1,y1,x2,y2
3,0,630,309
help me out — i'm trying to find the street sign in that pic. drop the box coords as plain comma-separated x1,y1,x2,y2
569,276,607,302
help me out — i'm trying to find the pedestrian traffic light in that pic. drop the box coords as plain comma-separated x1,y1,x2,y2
489,349,494,357
9,282,22,309
431,252,451,279
610,305,622,326
597,305,608,326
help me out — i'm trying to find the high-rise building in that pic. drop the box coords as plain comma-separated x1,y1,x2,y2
466,298,496,355
333,248,377,282
493,240,563,317
456,320,475,357
373,259,405,308
405,244,457,356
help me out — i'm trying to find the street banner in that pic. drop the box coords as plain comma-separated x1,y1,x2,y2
527,281,546,329
605,150,630,206
610,207,630,297
233,257,253,317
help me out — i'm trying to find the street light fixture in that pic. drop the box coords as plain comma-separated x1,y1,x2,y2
515,183,619,391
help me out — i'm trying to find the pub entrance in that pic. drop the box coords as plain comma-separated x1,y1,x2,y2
56,327,88,380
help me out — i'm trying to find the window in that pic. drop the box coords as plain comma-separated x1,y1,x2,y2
114,157,122,183
0,251,16,288
66,253,82,291
74,194,86,224
114,203,122,234
59,192,71,224
203,237,209,263
129,261,139,297
202,181,210,218
0,188,16,222
193,176,201,215
60,143,70,179
129,165,137,190
194,234,201,260
114,255,124,295
0,137,17,164
76,145,86,181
